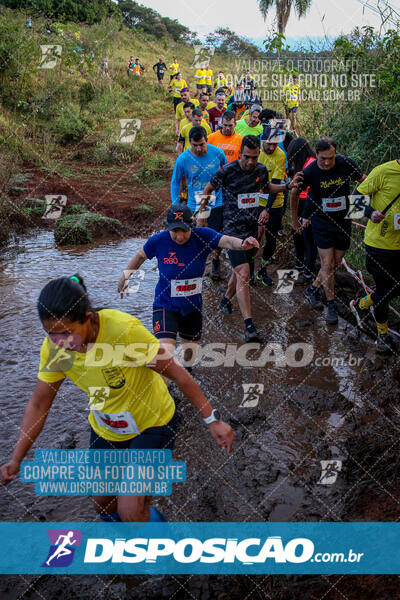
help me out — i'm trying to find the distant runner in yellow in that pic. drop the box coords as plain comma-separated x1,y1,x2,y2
194,64,207,97
205,63,213,93
175,88,199,136
169,73,188,110
215,71,228,91
283,74,300,131
169,58,179,82
177,108,211,153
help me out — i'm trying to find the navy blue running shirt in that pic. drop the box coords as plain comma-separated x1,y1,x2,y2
143,227,222,315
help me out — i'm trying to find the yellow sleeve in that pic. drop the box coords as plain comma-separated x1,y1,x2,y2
37,337,68,383
123,318,160,366
357,167,382,199
175,103,183,120
205,121,212,136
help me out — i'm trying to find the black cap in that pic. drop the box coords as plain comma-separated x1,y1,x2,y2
165,204,193,231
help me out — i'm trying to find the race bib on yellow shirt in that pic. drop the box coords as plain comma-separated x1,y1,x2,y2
322,196,346,212
238,193,259,209
171,278,203,297
258,193,270,207
394,214,400,230
92,410,140,435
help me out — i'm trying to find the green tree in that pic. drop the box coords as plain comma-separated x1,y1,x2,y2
258,0,312,34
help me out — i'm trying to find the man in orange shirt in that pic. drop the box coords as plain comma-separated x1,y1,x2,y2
207,111,242,163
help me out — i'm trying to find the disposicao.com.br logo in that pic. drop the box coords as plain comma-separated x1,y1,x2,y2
82,536,362,565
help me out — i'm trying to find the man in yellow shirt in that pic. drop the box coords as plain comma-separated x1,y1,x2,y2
214,71,228,91
283,74,300,131
349,158,400,352
169,58,179,81
169,72,188,110
175,88,199,136
256,126,287,286
194,64,207,97
205,63,213,93
177,108,211,153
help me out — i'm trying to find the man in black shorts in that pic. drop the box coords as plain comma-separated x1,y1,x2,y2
153,58,167,84
201,135,302,342
290,137,366,324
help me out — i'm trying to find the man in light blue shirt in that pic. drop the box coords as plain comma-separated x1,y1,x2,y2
171,125,227,279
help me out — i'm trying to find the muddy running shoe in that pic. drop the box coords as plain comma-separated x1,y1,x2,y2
304,285,323,310
375,334,393,354
244,325,261,343
256,270,273,286
210,258,221,281
326,300,338,324
295,272,312,286
349,298,367,330
219,296,232,314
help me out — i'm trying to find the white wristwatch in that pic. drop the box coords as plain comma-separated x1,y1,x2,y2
203,409,221,425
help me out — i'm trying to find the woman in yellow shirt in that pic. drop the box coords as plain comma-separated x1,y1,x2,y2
169,72,188,110
0,275,234,522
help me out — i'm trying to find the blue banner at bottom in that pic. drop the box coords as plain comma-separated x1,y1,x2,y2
0,522,398,574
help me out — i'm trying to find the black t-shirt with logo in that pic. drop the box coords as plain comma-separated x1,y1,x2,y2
302,154,363,221
210,160,270,237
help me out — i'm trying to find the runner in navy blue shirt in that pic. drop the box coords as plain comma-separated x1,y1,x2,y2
118,204,259,371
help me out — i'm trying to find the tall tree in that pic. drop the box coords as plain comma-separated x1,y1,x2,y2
258,0,312,34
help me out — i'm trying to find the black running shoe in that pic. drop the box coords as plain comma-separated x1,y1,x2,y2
326,301,338,324
375,334,393,354
244,326,261,343
219,297,232,314
304,285,323,310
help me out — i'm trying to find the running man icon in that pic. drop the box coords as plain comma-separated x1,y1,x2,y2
42,529,82,567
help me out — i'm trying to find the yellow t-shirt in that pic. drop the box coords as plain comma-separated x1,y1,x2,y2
178,117,191,135
195,68,207,85
38,309,175,442
283,84,300,108
258,147,286,208
215,77,228,89
205,69,213,84
169,62,179,76
180,120,212,150
170,78,187,98
175,98,199,121
357,159,400,250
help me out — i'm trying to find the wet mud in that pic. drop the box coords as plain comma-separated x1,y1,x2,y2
0,231,399,599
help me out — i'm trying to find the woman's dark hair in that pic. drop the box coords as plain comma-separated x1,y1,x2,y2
287,137,316,172
241,135,260,152
37,274,92,324
316,136,337,153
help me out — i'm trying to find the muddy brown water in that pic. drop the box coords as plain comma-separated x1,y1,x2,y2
0,231,398,599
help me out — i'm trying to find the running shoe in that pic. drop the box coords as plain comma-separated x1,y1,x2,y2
326,301,338,324
244,325,261,343
256,271,273,286
304,285,323,310
219,297,232,314
375,334,393,354
295,272,312,286
349,298,367,330
210,258,221,281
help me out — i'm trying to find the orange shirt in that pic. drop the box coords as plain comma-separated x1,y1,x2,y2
207,130,243,163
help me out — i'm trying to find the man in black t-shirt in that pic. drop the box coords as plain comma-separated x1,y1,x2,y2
201,135,302,342
153,58,167,84
290,137,366,324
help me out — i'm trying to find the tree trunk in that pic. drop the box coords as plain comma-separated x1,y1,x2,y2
276,0,292,34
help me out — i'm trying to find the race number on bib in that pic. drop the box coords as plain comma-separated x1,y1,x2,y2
237,193,260,209
171,277,203,297
92,410,140,436
394,214,400,230
322,196,346,212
